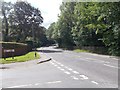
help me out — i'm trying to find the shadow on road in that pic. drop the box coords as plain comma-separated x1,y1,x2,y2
37,50,63,53
37,58,52,64
0,67,10,69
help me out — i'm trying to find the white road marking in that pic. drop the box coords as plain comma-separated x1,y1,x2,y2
85,58,98,60
60,68,65,71
68,68,73,71
85,57,114,65
72,71,79,74
79,75,88,80
65,67,73,71
34,83,39,85
104,64,118,69
46,81,62,84
104,61,110,64
53,60,64,67
64,71,71,75
50,62,55,65
8,85,29,88
54,64,58,67
112,58,119,60
71,76,79,80
56,62,61,65
64,66,69,69
57,67,61,69
60,64,64,67
7,81,62,88
91,81,99,85
52,60,56,62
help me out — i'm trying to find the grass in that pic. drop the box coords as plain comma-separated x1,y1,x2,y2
0,52,40,64
73,49,90,53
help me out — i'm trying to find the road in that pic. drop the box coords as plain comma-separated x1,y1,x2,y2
0,46,119,88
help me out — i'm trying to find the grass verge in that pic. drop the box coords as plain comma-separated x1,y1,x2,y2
0,52,40,64
73,49,90,53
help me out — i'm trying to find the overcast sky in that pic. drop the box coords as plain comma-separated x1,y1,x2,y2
4,0,62,28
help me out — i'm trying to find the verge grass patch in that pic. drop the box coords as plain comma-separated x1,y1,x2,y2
73,49,90,53
0,52,40,64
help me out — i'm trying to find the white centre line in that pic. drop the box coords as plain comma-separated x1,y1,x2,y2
56,62,61,65
54,64,58,67
91,81,99,85
57,67,62,69
68,68,73,71
60,68,65,71
64,66,73,71
60,64,64,67
64,71,71,75
71,76,79,80
50,62,55,65
72,71,79,74
79,75,88,80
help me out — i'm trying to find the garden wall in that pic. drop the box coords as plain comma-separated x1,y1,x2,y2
0,42,32,58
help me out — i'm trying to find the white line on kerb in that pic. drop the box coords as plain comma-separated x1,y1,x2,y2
91,81,99,85
104,64,118,69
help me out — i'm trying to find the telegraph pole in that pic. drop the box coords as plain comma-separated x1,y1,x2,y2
32,22,37,57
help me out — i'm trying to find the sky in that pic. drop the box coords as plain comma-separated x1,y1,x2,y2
4,0,62,28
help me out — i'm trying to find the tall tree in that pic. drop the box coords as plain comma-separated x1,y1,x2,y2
2,2,13,41
55,2,76,49
11,1,43,42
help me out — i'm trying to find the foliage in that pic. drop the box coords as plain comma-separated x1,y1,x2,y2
1,1,48,47
1,2,13,41
47,2,120,56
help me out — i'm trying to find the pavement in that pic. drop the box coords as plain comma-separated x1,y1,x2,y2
0,46,119,88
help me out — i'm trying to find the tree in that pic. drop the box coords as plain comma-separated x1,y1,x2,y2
11,1,43,42
72,2,105,47
2,2,13,41
48,2,120,56
55,2,76,49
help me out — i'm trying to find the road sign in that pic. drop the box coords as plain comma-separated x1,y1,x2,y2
4,49,15,53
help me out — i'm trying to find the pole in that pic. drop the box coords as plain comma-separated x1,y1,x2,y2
32,23,37,57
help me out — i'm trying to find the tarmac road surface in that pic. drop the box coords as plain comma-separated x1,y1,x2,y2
1,46,119,88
